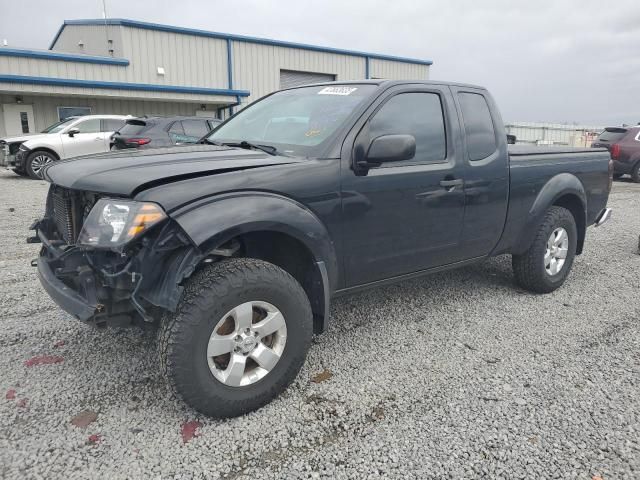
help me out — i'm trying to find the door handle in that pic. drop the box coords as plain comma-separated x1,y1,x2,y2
439,179,464,190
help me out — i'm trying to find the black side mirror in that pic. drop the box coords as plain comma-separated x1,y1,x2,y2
365,134,416,165
67,128,80,138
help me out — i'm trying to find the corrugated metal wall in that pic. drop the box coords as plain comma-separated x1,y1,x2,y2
0,80,232,104
369,58,429,80
232,41,367,107
0,94,210,136
52,24,124,57
119,27,229,87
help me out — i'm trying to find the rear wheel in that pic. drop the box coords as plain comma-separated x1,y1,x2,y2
512,206,577,293
25,150,57,179
631,162,640,183
158,258,313,418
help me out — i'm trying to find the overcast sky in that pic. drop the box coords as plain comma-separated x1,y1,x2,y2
1,0,638,126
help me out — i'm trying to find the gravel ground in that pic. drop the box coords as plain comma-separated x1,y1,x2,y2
0,169,638,480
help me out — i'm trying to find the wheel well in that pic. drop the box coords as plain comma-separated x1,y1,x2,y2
553,194,586,254
225,231,327,334
28,147,60,160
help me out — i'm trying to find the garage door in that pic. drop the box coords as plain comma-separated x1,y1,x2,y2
279,70,336,89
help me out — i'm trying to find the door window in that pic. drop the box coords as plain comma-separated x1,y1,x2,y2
74,119,101,134
457,93,497,161
182,120,210,140
368,92,447,166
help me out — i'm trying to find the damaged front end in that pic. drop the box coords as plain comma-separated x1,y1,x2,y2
31,185,201,327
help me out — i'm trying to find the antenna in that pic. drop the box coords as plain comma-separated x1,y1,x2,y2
102,0,113,56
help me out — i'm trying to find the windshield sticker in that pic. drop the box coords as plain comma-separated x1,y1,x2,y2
318,86,358,96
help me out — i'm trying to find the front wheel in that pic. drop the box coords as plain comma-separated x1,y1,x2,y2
158,258,313,418
512,206,577,293
631,162,640,183
25,150,57,179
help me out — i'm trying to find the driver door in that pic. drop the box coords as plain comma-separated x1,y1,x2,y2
340,86,467,286
61,118,106,158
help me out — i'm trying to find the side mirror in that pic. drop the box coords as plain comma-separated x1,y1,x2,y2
67,128,80,137
365,134,416,165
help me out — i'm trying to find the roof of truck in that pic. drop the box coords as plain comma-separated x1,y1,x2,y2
283,79,487,90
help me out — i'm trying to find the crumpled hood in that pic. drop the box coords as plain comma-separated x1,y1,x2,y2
1,133,43,144
44,144,303,196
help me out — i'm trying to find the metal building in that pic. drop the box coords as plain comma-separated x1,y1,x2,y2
0,18,432,137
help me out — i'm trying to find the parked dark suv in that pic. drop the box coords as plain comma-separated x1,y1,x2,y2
592,126,640,182
111,116,221,150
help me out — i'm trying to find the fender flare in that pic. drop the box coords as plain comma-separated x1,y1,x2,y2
171,191,338,331
513,173,587,255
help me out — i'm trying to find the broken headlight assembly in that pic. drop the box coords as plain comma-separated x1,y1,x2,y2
77,199,167,248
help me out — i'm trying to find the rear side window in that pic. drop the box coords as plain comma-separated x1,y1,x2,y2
458,92,497,161
74,119,101,134
368,92,447,165
102,119,126,132
118,121,148,136
597,128,627,143
182,120,210,138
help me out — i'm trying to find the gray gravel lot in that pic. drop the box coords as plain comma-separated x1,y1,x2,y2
0,169,638,480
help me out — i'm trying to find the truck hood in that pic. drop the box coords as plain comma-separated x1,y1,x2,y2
44,145,303,196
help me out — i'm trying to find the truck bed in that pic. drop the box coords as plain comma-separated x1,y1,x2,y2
508,145,607,156
491,145,611,256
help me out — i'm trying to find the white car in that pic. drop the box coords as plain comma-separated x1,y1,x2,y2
1,115,129,179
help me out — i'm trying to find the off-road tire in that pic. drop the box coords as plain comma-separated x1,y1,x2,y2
158,258,313,418
25,150,57,179
631,162,640,183
512,206,577,294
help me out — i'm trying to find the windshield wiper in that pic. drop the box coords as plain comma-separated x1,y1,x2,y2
223,141,279,156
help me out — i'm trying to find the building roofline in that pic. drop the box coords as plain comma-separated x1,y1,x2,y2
0,74,251,97
49,18,433,66
0,47,129,65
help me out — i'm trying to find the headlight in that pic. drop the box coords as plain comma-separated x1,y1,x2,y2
77,199,167,248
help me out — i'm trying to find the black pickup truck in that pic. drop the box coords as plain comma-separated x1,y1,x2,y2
33,80,612,417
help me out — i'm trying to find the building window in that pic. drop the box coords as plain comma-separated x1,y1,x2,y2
57,106,91,121
279,70,336,89
19,112,30,133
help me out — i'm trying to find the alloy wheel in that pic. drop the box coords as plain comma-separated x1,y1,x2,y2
544,227,569,275
206,301,287,387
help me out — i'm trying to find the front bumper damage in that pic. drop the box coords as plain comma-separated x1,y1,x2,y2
31,217,200,326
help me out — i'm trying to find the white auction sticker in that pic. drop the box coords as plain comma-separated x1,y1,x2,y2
318,86,358,96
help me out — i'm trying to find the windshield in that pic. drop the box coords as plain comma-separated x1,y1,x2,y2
206,84,376,156
41,118,77,134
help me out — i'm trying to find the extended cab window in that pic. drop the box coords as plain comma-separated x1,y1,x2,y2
458,92,497,161
368,92,447,166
